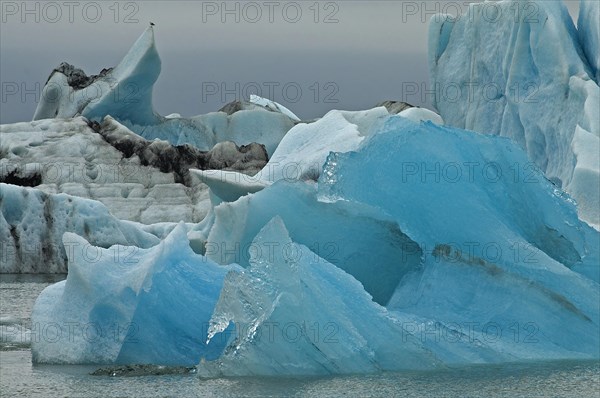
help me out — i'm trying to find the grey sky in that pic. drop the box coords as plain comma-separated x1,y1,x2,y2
0,1,582,123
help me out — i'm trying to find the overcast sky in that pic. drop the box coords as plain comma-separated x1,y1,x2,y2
0,0,581,123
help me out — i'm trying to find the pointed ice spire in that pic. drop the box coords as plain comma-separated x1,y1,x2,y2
82,26,162,124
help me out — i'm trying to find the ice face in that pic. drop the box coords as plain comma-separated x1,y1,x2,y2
0,183,159,273
318,116,599,359
579,0,600,83
203,180,423,306
198,217,442,376
428,0,600,226
0,117,214,225
31,223,238,365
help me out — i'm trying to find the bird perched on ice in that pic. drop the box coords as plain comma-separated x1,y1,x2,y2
150,22,155,26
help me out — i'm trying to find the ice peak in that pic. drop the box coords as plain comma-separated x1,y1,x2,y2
112,25,160,80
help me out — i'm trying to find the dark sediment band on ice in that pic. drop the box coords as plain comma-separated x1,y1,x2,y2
90,117,269,186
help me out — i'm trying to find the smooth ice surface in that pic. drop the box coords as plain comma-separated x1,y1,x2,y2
0,184,158,273
203,180,422,305
319,117,599,358
198,217,441,376
32,28,296,155
429,0,600,226
31,224,238,365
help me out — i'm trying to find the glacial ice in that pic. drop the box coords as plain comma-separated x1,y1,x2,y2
198,217,441,376
579,0,600,83
0,117,211,225
195,117,599,375
0,183,159,273
31,223,238,365
192,107,390,202
32,27,296,156
21,0,600,374
29,115,600,369
429,0,600,226
249,94,301,122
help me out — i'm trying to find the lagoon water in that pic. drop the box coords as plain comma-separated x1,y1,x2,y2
1,275,598,398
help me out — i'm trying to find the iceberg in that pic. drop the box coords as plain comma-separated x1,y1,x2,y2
20,0,600,374
31,223,238,365
32,27,296,156
0,183,158,273
197,116,599,374
28,115,600,369
429,0,600,226
34,27,161,125
0,116,270,225
319,117,599,356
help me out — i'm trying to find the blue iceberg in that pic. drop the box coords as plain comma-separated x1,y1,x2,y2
31,224,238,365
429,0,600,226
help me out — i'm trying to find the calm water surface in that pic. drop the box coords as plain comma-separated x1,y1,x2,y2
1,275,598,398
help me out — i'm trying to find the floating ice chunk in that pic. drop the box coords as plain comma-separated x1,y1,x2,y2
34,27,161,125
32,28,296,155
318,116,600,357
31,224,238,365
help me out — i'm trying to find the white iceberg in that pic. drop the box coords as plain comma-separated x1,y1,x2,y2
0,183,158,273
